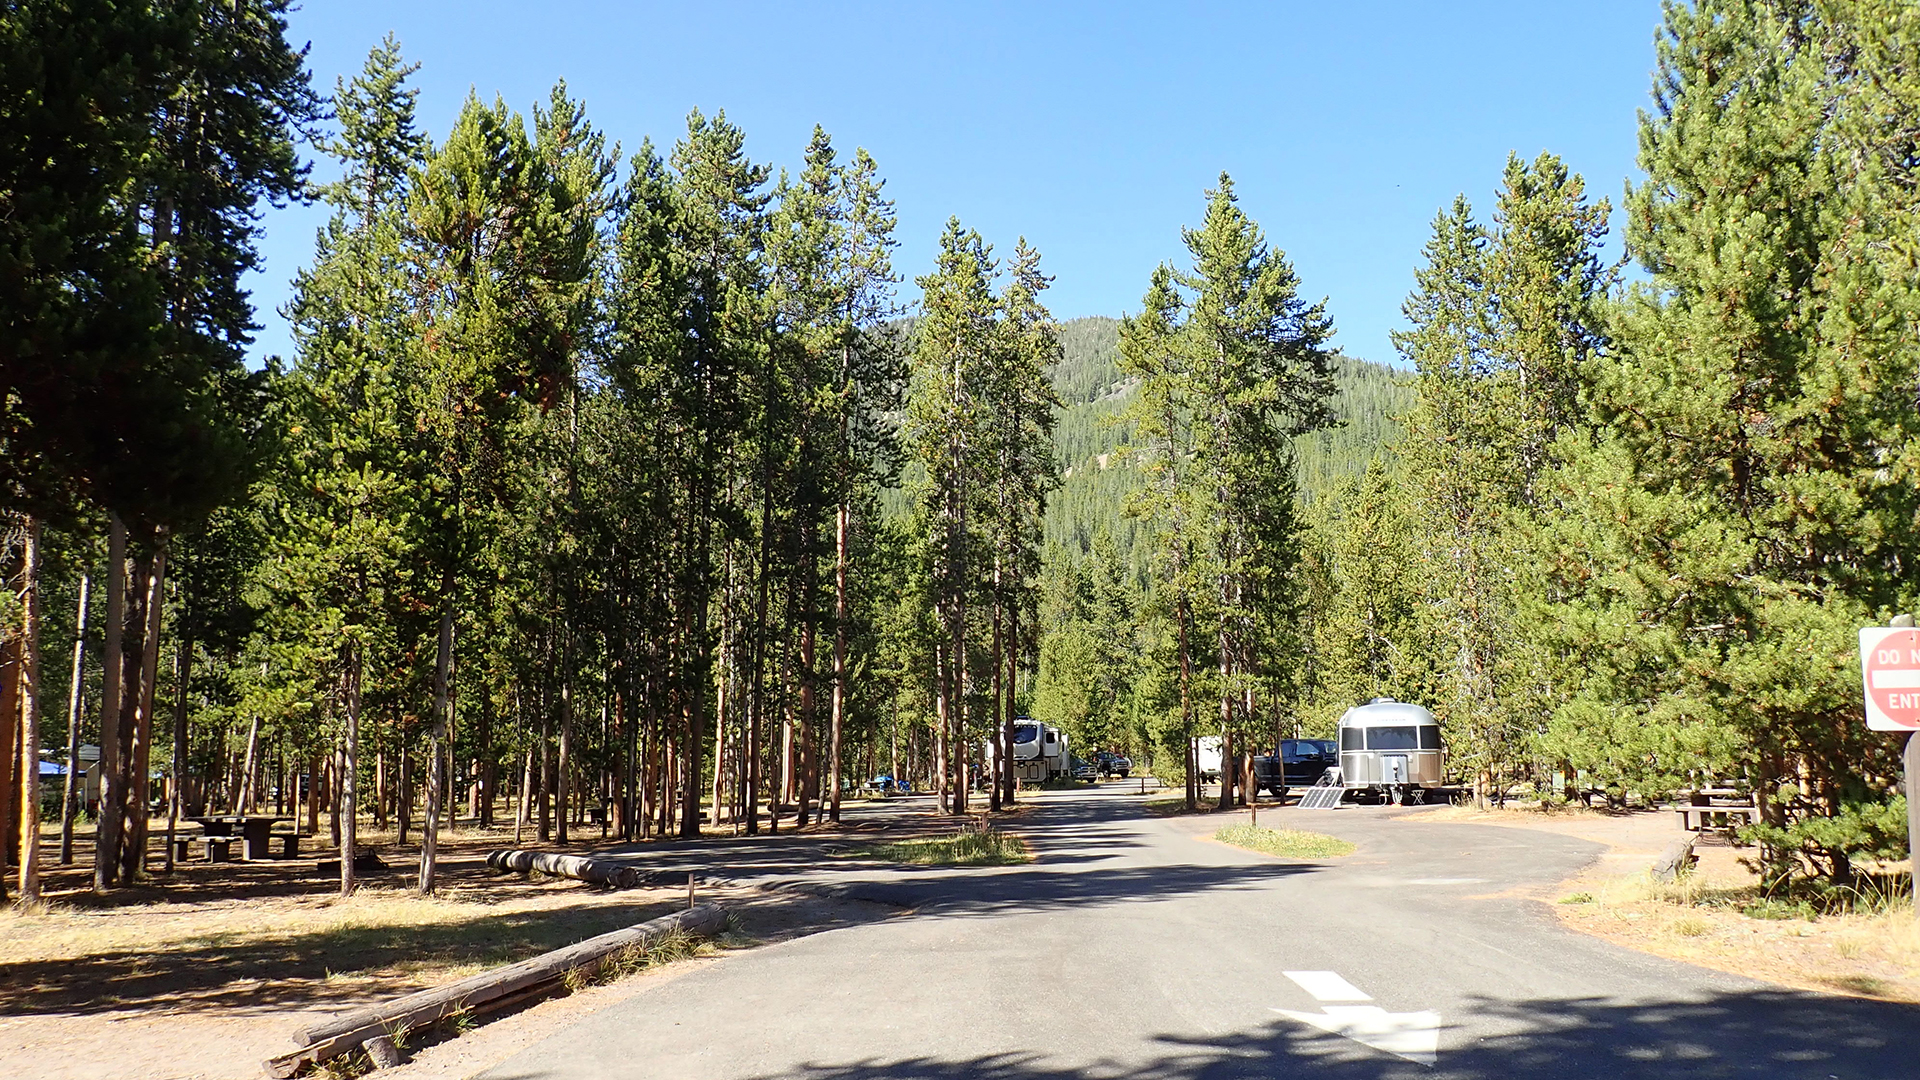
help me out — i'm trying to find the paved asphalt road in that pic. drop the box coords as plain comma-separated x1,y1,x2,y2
479,786,1920,1079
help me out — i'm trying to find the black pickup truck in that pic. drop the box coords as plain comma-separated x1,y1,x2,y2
1252,739,1337,798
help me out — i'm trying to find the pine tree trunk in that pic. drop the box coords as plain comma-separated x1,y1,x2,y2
329,743,342,849
989,572,1003,813
1004,605,1019,806
121,540,166,883
1,624,13,905
93,515,127,892
305,753,319,836
515,745,531,845
933,641,950,814
478,678,495,827
829,502,849,823
797,587,816,826
16,517,45,900
557,625,572,846
397,742,410,847
420,585,453,895
341,642,361,897
239,713,260,814
59,572,90,866
164,632,191,874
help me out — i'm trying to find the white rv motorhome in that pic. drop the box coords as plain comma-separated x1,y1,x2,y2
1194,735,1224,783
1011,718,1071,782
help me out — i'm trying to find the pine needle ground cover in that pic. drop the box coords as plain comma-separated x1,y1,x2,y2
1213,825,1355,859
864,828,1032,866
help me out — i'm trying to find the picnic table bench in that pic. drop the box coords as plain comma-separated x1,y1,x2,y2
186,814,293,861
1673,789,1760,833
1675,804,1760,830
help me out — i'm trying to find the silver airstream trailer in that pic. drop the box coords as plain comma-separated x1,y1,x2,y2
1335,698,1445,805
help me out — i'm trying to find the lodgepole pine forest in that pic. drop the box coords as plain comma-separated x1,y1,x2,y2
5,0,1920,908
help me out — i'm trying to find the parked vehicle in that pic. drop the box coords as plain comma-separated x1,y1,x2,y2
1011,717,1072,781
1331,698,1446,805
1072,759,1100,782
1195,736,1223,783
1252,739,1338,798
1107,753,1132,779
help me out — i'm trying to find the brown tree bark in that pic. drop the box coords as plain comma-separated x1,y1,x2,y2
120,540,166,883
238,712,260,814
341,642,361,897
164,631,191,874
93,516,126,891
557,626,572,845
419,586,453,895
59,572,90,865
15,517,45,899
828,502,850,822
1004,604,1019,806
1,631,14,905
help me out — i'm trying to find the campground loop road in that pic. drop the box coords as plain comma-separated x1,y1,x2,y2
478,786,1920,1079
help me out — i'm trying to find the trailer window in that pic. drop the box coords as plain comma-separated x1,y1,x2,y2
1366,726,1419,751
1339,728,1362,751
1013,726,1039,744
1419,726,1442,750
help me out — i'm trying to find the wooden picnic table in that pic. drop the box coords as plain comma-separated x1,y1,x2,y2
187,814,292,861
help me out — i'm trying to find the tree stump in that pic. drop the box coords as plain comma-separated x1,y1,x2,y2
363,1035,402,1069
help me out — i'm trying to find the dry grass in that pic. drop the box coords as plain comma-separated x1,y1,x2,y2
1553,864,1920,1003
1394,804,1920,1005
0,875,689,1005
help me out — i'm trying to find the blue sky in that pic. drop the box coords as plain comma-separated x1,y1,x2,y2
248,1,1664,368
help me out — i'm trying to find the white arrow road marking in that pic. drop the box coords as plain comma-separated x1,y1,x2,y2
1276,971,1441,1066
1283,970,1372,1002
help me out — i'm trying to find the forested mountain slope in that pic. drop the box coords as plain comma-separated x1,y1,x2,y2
1043,315,1413,578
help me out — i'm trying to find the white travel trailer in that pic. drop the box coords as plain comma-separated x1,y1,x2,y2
1333,697,1446,805
1194,735,1224,783
1011,718,1071,782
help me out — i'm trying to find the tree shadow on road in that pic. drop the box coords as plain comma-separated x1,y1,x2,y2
606,986,1916,1080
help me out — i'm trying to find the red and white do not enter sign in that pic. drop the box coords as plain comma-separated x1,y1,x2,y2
1860,627,1920,731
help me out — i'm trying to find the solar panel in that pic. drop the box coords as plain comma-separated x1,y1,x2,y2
1295,785,1346,810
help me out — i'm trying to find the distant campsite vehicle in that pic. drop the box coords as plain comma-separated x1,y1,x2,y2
1327,698,1446,806
1195,736,1224,783
1011,718,1072,782
1252,738,1338,798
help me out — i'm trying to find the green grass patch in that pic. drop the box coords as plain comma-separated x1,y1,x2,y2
1558,892,1595,905
865,828,1031,866
1212,824,1355,859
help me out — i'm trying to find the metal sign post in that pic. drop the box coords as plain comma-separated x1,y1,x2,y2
1860,614,1920,916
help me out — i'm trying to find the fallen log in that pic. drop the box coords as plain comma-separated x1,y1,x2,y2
1652,834,1697,883
263,902,726,1078
485,848,652,887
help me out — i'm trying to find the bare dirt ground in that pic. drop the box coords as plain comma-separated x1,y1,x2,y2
0,814,914,1080
1410,804,1920,1004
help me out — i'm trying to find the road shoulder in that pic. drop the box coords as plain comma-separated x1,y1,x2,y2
1400,805,1920,1004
